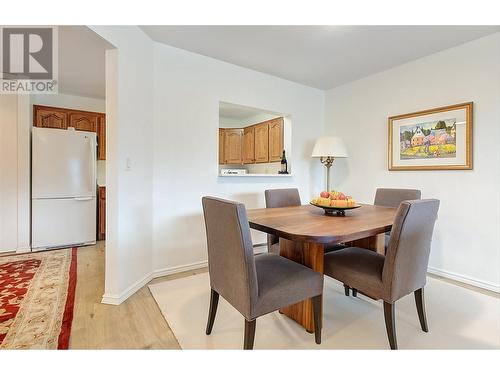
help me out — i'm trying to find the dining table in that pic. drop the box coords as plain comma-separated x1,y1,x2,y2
247,203,398,333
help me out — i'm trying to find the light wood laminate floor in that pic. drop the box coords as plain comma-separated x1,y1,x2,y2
70,242,207,349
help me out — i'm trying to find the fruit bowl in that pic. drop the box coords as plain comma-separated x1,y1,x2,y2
310,202,361,216
310,190,360,216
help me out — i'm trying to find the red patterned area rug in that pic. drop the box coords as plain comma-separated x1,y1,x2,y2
0,248,77,349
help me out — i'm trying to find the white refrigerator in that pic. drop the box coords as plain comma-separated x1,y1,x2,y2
32,127,97,250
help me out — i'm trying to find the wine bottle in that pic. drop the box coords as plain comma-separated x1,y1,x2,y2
279,150,288,174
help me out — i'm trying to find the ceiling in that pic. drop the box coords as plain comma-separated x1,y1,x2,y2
140,25,500,89
58,26,113,99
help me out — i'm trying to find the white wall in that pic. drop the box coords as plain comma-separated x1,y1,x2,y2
89,26,155,304
0,95,20,252
325,33,500,291
0,94,30,253
152,42,325,273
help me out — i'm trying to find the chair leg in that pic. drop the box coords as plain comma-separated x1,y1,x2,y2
205,289,219,335
343,284,350,296
244,319,256,350
383,301,398,350
414,288,428,332
352,288,358,297
312,295,322,344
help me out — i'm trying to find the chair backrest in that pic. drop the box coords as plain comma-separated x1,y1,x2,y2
265,188,301,208
382,199,440,302
264,188,301,249
374,188,422,208
202,197,258,318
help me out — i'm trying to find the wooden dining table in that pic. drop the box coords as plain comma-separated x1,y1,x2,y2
247,204,397,333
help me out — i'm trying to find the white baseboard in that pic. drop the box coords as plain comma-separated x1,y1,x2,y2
100,261,499,306
427,266,500,293
101,261,209,305
0,246,31,254
101,272,154,305
152,260,208,279
16,246,31,253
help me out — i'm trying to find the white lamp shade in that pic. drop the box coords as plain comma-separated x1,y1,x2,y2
311,136,348,158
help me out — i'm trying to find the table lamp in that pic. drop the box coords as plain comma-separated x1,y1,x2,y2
311,136,347,191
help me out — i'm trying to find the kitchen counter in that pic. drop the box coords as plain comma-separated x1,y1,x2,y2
218,173,293,177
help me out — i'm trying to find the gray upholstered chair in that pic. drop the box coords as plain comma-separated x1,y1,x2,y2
375,188,422,254
264,188,302,254
374,188,422,208
323,199,440,349
344,188,423,298
265,188,345,254
202,196,324,349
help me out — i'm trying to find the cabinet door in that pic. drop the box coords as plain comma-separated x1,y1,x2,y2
243,126,255,164
34,106,68,129
97,115,106,160
224,129,243,164
268,117,284,162
69,112,99,132
218,129,225,164
254,123,269,163
98,187,106,241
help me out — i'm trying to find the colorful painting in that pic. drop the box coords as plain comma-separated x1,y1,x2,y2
399,118,457,160
388,102,473,171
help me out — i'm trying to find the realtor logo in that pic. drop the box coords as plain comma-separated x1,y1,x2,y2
1,26,58,93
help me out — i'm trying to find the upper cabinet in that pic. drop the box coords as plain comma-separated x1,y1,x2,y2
35,107,68,129
243,126,255,164
219,117,284,165
69,112,99,132
254,122,269,163
33,105,106,160
268,117,284,162
218,129,225,164
97,116,106,160
224,129,243,164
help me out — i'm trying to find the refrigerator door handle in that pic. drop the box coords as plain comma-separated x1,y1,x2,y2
74,197,93,201
88,135,96,192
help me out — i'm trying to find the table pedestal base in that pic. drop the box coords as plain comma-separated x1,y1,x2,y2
278,238,324,333
277,233,384,332
345,233,386,254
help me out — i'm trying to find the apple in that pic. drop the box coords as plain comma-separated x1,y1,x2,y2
320,191,330,198
338,192,347,200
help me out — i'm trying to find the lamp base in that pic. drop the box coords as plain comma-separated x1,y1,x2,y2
320,157,335,192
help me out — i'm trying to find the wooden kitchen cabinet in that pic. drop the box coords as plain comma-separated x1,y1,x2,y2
268,117,284,162
243,126,255,164
218,117,284,165
218,129,225,164
97,115,106,160
34,106,68,129
98,186,106,241
254,122,269,163
68,111,99,132
224,129,243,164
33,105,106,160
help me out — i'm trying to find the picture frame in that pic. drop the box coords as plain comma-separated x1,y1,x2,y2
388,102,473,171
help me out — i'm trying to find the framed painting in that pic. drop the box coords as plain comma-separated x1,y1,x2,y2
388,102,473,170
